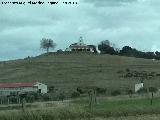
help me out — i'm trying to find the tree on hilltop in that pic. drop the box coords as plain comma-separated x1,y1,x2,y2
40,38,56,53
98,40,116,54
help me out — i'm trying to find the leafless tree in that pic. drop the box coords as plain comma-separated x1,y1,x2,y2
40,38,56,53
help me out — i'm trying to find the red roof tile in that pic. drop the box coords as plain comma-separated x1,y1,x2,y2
0,82,35,88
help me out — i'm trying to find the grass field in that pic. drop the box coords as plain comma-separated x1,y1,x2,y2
0,96,160,119
0,52,160,95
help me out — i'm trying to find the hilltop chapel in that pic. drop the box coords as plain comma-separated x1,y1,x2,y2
66,37,94,52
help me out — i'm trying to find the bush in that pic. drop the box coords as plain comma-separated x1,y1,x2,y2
41,94,51,101
125,68,130,72
149,87,158,93
58,92,65,101
111,90,121,96
137,88,148,94
48,86,55,93
26,94,35,103
77,87,86,94
71,91,80,98
96,87,106,95
126,89,133,97
10,96,18,103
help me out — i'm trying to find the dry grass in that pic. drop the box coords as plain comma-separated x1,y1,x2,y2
0,96,160,119
0,53,160,94
95,114,160,120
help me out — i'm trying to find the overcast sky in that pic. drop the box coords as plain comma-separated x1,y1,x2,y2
0,0,160,61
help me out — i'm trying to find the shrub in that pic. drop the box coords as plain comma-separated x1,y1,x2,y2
41,94,51,101
77,87,86,94
137,88,148,94
149,87,158,93
58,92,65,101
117,70,124,74
111,90,121,96
10,96,18,103
48,86,55,93
71,91,80,98
26,94,35,103
57,49,63,53
96,87,106,95
126,89,133,97
156,73,160,76
125,68,130,72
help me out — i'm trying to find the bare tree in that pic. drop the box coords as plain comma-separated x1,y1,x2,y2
40,38,56,53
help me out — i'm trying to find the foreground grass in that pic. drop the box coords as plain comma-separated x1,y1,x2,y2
96,114,160,120
72,96,160,117
1,96,160,119
0,106,92,120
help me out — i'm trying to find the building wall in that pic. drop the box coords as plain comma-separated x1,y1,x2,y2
0,82,47,96
34,82,47,94
0,87,38,96
135,83,144,92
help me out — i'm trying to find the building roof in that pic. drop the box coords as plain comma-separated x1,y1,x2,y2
0,82,36,88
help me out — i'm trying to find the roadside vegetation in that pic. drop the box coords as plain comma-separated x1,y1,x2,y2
0,94,160,120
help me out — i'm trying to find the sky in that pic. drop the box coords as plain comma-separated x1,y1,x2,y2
0,0,160,61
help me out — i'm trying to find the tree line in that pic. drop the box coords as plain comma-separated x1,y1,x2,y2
40,38,160,60
98,40,160,60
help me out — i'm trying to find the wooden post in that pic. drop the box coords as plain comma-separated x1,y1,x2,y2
18,97,21,104
22,98,26,111
88,90,93,110
94,89,97,104
88,89,96,112
16,97,18,104
88,91,92,109
7,97,9,105
150,92,153,105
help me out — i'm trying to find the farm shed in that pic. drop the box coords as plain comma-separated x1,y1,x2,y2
0,82,47,96
135,83,144,92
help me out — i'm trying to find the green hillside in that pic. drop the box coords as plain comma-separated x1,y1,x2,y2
0,52,160,93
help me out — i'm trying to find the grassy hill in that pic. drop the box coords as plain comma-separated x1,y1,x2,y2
0,52,160,94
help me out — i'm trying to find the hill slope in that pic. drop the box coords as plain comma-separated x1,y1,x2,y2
0,52,160,93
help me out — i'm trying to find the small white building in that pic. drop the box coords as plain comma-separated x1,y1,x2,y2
135,83,144,92
0,82,47,96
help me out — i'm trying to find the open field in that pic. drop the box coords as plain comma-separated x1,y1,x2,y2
97,114,160,120
0,96,160,119
1,52,160,119
0,52,160,94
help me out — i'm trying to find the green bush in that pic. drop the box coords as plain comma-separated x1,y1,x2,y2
111,90,121,96
137,88,148,94
126,89,133,94
48,86,55,93
26,94,35,103
71,91,80,98
96,87,106,94
125,68,130,72
149,87,158,93
76,87,86,94
126,89,133,97
10,96,18,103
58,92,65,101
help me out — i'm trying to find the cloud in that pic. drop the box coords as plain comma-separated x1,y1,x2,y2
0,0,160,60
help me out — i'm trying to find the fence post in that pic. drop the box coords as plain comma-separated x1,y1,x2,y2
22,98,26,111
88,89,97,112
150,92,153,105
